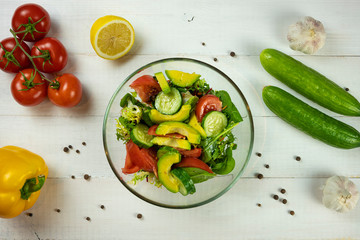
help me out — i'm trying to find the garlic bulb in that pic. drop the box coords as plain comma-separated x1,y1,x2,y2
322,176,359,213
287,16,326,54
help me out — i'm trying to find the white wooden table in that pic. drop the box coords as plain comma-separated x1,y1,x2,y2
1,0,359,239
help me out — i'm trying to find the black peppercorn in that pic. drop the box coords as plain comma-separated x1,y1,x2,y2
84,174,91,181
137,213,143,219
230,51,235,57
257,173,263,179
256,152,262,157
295,156,301,161
68,145,73,149
273,195,279,200
63,147,69,153
289,210,295,216
213,58,218,62
280,189,286,194
264,164,270,169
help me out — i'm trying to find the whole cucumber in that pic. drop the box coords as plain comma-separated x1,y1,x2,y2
262,86,360,149
260,49,360,116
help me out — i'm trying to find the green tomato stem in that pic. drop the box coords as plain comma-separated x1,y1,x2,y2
9,29,54,84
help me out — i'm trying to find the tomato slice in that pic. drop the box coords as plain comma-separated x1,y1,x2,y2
130,75,161,103
122,152,140,174
124,140,158,176
148,125,186,139
195,94,222,122
174,157,214,174
175,148,202,158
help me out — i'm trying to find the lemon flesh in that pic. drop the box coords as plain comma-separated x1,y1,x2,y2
90,16,135,60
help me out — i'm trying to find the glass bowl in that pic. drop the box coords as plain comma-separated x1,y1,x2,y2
103,58,254,208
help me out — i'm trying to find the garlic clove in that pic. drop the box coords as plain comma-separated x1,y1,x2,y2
287,16,326,55
322,176,359,213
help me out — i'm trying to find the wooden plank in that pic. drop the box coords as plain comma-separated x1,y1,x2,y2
0,115,358,178
1,0,360,56
0,55,359,118
0,178,359,240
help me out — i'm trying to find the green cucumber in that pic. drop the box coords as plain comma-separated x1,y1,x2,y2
130,124,154,148
170,168,196,195
260,48,360,116
202,111,228,137
154,87,182,115
262,86,360,149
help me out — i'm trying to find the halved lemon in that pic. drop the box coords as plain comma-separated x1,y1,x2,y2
90,15,135,60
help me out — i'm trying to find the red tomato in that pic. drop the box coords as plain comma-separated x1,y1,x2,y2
130,75,161,103
48,73,82,108
174,157,214,174
195,94,222,122
31,37,68,73
122,150,140,174
175,148,202,158
148,125,186,139
11,69,48,106
0,37,31,73
124,140,158,176
11,3,51,42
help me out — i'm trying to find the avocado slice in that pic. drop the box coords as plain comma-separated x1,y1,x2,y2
188,112,207,139
165,70,201,87
184,95,199,111
157,152,181,193
149,104,191,124
151,136,191,150
157,146,179,159
156,122,201,144
154,72,171,94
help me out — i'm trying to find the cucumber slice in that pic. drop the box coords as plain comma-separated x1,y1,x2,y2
202,111,228,137
154,87,182,115
155,72,171,94
170,168,196,195
130,124,154,148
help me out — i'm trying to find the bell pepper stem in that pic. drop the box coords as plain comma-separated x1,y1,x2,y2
20,175,46,200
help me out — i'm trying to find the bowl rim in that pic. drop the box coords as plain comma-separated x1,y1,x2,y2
102,57,254,209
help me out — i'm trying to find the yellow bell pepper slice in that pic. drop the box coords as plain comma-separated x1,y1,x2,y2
0,146,48,219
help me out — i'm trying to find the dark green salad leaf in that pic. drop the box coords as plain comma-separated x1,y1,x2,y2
188,78,214,96
201,125,238,175
182,167,216,184
215,90,243,125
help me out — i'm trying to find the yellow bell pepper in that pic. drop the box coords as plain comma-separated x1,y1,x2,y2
0,146,48,219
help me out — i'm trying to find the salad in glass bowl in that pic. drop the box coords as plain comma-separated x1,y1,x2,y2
103,58,254,208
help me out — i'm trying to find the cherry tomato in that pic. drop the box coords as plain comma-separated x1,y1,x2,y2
195,94,222,122
11,69,48,106
31,37,68,73
0,37,31,73
48,73,82,108
11,3,51,42
130,75,161,103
